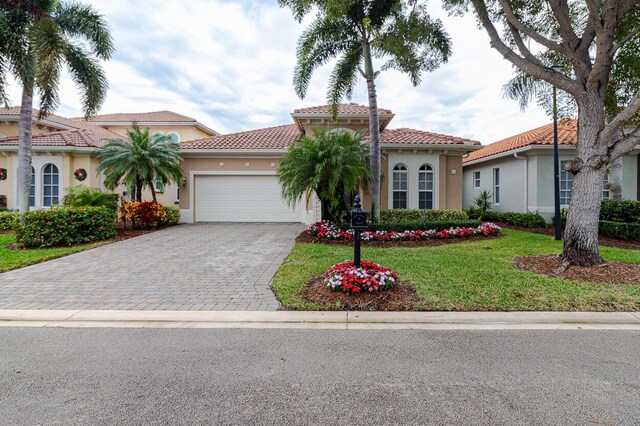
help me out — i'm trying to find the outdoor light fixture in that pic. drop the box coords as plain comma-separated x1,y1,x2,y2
551,63,563,241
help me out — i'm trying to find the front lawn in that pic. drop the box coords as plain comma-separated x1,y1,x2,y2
0,233,103,273
273,229,640,311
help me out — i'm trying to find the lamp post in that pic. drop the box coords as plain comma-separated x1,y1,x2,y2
551,63,563,241
350,195,368,268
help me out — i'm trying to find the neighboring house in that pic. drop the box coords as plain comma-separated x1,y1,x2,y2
462,119,640,220
177,104,481,224
0,108,217,210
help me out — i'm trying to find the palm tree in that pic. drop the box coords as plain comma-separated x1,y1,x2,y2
278,129,371,221
279,0,451,222
0,1,113,213
97,123,184,203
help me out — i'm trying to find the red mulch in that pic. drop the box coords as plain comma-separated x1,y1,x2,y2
4,223,176,250
498,223,640,250
513,255,640,285
296,232,503,247
300,276,420,310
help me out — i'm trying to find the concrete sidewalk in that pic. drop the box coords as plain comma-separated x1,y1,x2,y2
1,310,639,329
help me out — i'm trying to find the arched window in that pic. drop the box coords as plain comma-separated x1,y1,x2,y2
418,164,434,210
392,164,408,209
29,166,36,208
167,132,180,143
42,163,59,207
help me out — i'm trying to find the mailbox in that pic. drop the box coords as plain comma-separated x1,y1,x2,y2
350,195,368,229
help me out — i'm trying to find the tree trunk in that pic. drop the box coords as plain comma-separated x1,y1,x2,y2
608,156,623,201
363,43,381,223
561,100,607,266
149,180,157,202
17,84,34,214
135,180,143,202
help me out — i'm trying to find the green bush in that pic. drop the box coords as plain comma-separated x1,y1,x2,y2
380,209,468,223
0,211,19,230
0,194,6,209
600,199,640,223
13,207,117,248
340,219,481,232
63,185,119,210
467,209,547,228
160,206,180,225
599,220,640,241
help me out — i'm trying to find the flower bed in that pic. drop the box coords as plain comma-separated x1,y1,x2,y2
307,221,502,242
324,260,398,294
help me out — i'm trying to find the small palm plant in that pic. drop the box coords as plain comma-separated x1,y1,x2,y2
278,129,371,221
474,190,492,214
97,123,183,202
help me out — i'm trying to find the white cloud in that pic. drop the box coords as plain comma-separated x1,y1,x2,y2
6,0,553,144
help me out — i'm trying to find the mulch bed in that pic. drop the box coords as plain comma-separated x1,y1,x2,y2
296,232,503,247
300,276,420,310
498,223,640,250
513,255,640,285
4,223,176,250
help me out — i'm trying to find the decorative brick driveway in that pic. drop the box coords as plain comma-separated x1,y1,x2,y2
0,223,305,311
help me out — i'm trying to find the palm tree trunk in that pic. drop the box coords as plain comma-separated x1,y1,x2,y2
17,84,34,214
135,179,143,202
149,180,157,202
363,42,381,223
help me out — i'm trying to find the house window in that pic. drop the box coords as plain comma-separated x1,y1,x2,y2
392,164,408,209
175,185,180,203
560,164,573,205
154,176,165,193
42,163,59,207
602,172,610,199
418,164,434,210
473,171,480,188
167,132,180,143
29,166,36,208
493,168,500,204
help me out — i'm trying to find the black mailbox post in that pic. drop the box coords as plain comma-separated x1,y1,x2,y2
350,195,368,268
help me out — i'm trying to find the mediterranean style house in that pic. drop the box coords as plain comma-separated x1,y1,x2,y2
462,119,640,220
0,104,481,224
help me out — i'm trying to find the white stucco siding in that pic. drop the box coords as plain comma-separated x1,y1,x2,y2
462,156,526,213
387,152,441,210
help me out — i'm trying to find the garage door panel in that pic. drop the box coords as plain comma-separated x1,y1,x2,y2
195,175,302,222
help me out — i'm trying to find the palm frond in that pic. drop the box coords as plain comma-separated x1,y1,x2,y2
64,44,107,116
54,1,114,60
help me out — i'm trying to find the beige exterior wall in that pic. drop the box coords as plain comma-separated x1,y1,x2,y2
438,155,464,210
104,125,212,142
0,154,12,208
0,123,55,138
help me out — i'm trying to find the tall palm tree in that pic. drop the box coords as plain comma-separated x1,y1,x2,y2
279,0,451,222
97,123,184,203
278,129,371,221
0,1,113,213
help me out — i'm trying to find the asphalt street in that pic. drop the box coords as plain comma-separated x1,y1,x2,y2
1,328,639,425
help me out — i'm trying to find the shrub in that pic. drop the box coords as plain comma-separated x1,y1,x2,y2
120,201,166,228
467,210,547,228
379,209,468,223
13,207,117,248
358,220,481,233
160,206,180,226
0,194,7,209
63,185,118,210
599,220,640,241
0,211,19,230
474,190,492,212
324,260,398,294
600,199,640,224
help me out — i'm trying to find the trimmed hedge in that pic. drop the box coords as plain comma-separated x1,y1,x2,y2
600,199,640,224
0,211,19,230
13,207,117,248
160,206,180,226
340,219,481,233
599,220,640,241
380,209,468,223
467,209,547,228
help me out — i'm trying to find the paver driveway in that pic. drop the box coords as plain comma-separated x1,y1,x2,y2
0,223,305,311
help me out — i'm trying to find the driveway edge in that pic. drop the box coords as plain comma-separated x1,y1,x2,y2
1,310,640,330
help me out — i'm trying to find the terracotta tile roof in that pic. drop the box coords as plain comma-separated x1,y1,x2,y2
74,110,197,123
370,128,481,146
293,104,393,115
0,130,97,147
464,119,578,163
180,124,302,150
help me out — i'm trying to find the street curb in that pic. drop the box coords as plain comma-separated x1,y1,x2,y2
1,310,640,330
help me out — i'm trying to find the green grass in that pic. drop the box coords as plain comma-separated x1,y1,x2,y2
0,233,103,273
273,229,640,311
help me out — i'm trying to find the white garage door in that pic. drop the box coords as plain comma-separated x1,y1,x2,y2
194,175,303,222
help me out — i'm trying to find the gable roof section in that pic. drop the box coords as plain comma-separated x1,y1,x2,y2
75,110,197,123
0,130,97,147
464,119,578,163
180,124,302,150
293,104,393,115
370,128,481,146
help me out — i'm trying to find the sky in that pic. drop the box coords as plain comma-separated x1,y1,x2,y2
6,0,552,144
